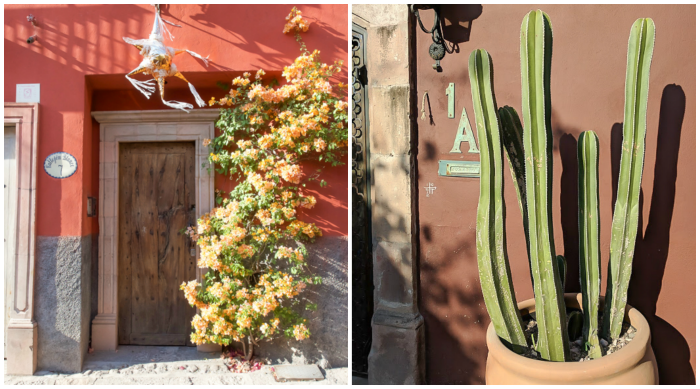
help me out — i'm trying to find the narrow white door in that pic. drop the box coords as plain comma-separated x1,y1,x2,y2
4,125,17,358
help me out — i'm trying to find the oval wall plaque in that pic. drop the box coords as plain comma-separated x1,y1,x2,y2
44,152,77,179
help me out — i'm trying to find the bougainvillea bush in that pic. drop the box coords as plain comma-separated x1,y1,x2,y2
180,7,347,360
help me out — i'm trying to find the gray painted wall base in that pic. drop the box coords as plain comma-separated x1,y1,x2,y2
245,236,348,368
35,235,93,373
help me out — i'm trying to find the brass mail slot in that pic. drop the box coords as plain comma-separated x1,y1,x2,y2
438,160,480,178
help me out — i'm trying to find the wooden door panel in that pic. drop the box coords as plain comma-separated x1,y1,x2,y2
118,142,196,346
130,152,159,336
155,151,192,338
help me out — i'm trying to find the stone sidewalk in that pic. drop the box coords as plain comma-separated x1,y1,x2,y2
4,346,348,385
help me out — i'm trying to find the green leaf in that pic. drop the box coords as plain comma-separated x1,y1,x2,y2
216,81,229,91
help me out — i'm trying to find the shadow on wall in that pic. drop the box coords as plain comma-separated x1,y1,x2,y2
557,84,692,384
625,84,694,385
167,4,348,76
558,134,579,290
419,231,488,384
235,236,348,368
5,4,147,75
556,116,583,292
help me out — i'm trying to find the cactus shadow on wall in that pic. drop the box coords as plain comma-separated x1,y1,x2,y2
623,84,693,385
558,133,581,292
550,85,691,383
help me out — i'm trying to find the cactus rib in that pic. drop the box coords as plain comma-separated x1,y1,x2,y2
520,9,570,362
578,131,602,359
471,48,528,353
603,18,655,341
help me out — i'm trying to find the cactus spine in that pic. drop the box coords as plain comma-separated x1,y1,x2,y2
578,131,602,359
520,10,570,362
603,18,655,341
471,49,528,353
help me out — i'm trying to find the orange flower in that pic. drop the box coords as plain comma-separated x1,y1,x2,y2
314,138,326,152
283,7,310,34
293,323,309,340
278,163,303,184
301,195,317,209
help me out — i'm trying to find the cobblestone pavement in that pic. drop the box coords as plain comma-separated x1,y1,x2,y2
4,346,348,385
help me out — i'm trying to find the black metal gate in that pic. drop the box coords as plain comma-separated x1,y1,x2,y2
351,24,373,377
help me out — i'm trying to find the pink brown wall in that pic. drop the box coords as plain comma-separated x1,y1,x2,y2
4,4,348,238
415,4,695,384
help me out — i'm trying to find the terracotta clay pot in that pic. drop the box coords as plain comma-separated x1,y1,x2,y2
485,293,658,384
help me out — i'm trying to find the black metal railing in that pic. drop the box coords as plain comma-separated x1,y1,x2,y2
351,24,373,377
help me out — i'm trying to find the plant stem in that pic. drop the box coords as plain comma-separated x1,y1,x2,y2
246,335,254,361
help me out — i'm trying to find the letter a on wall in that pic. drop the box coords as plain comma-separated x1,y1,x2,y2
449,108,479,154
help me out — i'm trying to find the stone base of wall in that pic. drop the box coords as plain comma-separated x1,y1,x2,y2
35,235,93,373
245,236,348,368
368,310,425,384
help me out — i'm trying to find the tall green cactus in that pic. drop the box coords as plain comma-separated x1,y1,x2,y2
520,9,570,362
471,48,528,354
578,131,602,359
603,18,655,340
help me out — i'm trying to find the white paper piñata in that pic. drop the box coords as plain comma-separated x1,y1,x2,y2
123,8,209,112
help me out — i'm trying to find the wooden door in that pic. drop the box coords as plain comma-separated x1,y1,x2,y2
118,142,196,346
4,125,17,358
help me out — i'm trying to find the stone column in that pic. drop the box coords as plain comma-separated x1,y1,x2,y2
352,5,425,385
4,103,40,375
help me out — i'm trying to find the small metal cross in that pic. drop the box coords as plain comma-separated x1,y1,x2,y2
424,182,437,197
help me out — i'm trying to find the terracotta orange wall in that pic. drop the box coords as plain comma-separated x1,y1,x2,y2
415,4,695,384
4,4,348,237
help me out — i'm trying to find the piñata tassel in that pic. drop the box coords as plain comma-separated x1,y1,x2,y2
186,50,210,67
189,83,206,107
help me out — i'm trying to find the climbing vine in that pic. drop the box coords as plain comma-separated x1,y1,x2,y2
180,7,347,360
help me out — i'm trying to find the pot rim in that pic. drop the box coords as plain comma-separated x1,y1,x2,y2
486,293,651,380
